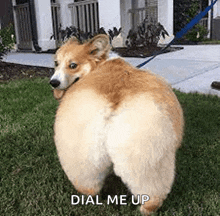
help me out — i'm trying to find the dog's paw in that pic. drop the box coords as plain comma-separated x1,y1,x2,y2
139,197,163,215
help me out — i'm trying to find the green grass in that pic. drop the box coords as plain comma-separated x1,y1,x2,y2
0,77,219,216
200,39,220,45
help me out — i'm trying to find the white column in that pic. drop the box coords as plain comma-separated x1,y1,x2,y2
57,0,72,29
158,0,173,35
98,0,121,30
11,0,19,50
207,0,220,39
120,0,132,46
213,0,220,18
99,0,124,47
137,0,145,8
34,0,56,51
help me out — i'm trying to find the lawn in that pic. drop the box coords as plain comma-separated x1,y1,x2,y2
0,77,219,216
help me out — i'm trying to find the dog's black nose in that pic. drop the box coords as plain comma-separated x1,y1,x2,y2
50,79,60,88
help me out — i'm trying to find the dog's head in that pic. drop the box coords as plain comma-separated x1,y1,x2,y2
50,34,110,100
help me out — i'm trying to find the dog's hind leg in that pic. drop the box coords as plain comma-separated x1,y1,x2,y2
54,90,113,196
72,155,112,196
105,96,178,215
55,127,112,196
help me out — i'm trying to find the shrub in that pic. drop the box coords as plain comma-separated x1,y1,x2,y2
0,24,16,53
185,24,208,42
176,0,208,42
125,20,169,48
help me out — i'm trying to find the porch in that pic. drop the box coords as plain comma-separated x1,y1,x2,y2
11,0,220,52
11,0,175,52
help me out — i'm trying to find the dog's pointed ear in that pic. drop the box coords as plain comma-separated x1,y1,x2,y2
59,36,79,47
64,36,79,45
87,34,110,60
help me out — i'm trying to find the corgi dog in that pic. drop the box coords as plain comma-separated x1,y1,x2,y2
50,34,184,215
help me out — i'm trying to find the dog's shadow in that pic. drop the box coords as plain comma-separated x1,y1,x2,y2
99,172,136,211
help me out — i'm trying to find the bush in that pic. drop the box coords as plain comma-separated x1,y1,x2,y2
185,24,208,42
125,20,169,48
0,24,16,53
184,1,208,42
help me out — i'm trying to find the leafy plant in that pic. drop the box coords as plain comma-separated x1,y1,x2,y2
125,20,169,48
185,24,208,42
108,27,122,42
0,24,16,55
50,26,121,44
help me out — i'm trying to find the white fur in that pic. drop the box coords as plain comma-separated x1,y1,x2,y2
55,91,177,198
55,90,113,191
105,94,176,197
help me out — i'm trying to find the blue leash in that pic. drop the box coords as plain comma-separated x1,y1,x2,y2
136,0,218,68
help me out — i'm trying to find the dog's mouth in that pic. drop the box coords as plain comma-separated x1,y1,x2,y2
72,77,80,85
52,76,81,100
50,76,81,90
64,76,80,91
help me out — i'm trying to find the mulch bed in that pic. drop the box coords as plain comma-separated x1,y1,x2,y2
113,46,183,58
45,46,184,58
0,61,54,82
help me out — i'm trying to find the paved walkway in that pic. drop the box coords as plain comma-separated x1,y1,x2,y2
2,45,220,97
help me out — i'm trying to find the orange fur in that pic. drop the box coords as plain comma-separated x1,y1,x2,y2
64,58,183,143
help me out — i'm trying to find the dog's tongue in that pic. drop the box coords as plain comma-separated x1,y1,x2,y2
53,89,65,100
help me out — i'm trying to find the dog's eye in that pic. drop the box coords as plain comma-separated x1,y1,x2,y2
69,63,77,69
54,61,58,67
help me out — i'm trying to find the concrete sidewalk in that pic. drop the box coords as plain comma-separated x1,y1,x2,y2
2,45,220,97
